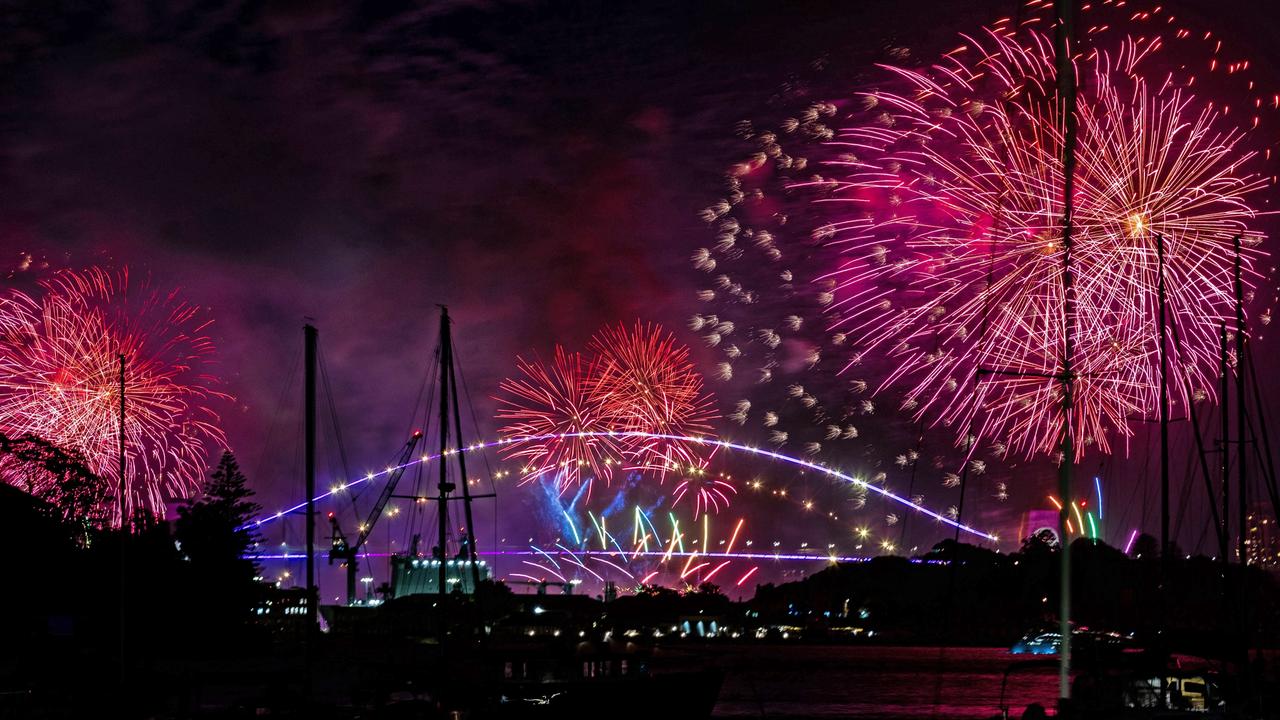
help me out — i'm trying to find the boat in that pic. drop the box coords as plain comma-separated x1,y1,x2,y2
1010,625,1134,656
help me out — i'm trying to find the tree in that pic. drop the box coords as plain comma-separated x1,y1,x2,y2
0,431,108,528
174,451,263,643
1130,533,1160,560
925,538,1004,565
177,451,260,564
1020,528,1061,555
691,582,724,597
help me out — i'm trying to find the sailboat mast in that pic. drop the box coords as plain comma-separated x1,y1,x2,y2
438,307,453,595
118,353,126,528
1157,233,1170,642
1233,237,1252,687
1053,0,1078,703
304,325,318,631
1221,323,1231,560
1234,236,1246,569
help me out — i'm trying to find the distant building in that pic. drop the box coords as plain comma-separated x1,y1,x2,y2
1245,505,1280,567
389,556,492,597
252,586,311,633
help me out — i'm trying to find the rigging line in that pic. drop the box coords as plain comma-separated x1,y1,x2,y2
1171,419,1199,550
404,345,442,550
317,343,363,564
1168,306,1225,557
1193,500,1213,558
317,342,353,490
282,393,306,551
1243,340,1280,531
932,201,1000,715
250,343,301,503
452,341,498,492
403,346,433,444
1114,420,1148,543
453,339,501,577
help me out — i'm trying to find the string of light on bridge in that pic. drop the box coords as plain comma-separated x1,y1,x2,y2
242,431,1000,543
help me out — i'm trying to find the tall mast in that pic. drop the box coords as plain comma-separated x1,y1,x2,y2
304,325,318,631
1221,323,1231,561
1234,236,1250,687
1157,232,1170,646
438,307,454,595
117,352,127,693
118,353,126,528
1053,0,1078,703
1234,236,1247,569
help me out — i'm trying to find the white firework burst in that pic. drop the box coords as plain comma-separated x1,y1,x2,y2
714,362,733,381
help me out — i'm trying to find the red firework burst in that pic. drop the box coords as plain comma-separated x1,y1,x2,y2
0,267,229,524
495,347,626,493
672,463,736,519
589,322,718,473
496,322,721,501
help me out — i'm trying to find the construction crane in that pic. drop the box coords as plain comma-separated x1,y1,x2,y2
506,579,577,596
328,430,423,605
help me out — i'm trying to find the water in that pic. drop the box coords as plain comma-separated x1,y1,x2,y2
703,645,1060,718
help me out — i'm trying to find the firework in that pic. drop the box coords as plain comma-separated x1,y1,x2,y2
513,509,757,592
495,347,626,493
0,267,228,524
589,322,718,474
672,464,737,519
814,28,1266,458
698,1,1272,464
497,322,719,495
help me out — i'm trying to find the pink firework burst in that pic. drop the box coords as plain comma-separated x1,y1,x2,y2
495,347,626,493
806,25,1269,458
0,267,229,524
672,464,737,519
589,322,718,473
496,322,722,503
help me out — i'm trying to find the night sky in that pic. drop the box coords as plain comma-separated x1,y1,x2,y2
5,0,1280,585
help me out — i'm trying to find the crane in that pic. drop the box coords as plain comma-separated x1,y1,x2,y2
328,430,423,605
506,579,577,596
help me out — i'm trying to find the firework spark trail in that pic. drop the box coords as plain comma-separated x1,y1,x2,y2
496,323,720,497
589,322,718,474
672,462,737,518
816,29,1267,458
698,2,1273,469
495,347,625,494
0,268,228,523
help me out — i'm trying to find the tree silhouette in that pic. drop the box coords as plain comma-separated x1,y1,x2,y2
1131,533,1160,560
0,431,108,528
174,451,263,644
1020,528,1061,555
